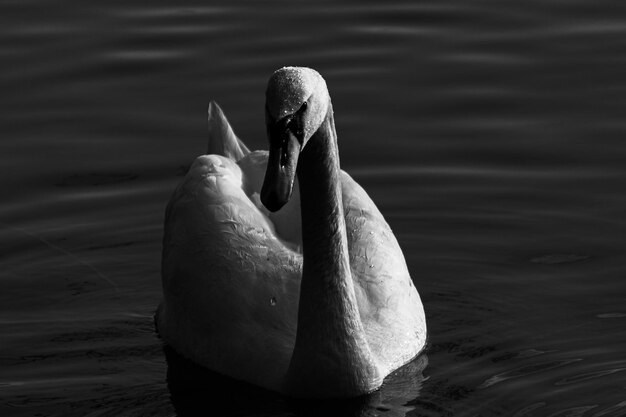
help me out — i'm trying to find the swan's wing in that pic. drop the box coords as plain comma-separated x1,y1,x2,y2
238,151,303,250
206,101,250,161
340,171,426,372
160,153,301,390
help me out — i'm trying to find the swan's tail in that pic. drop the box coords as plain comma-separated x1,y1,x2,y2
207,101,251,161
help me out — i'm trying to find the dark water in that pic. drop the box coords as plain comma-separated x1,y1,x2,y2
2,0,626,415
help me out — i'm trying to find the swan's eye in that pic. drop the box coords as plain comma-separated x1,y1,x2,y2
300,101,307,112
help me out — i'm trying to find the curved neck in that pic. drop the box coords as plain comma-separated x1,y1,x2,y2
285,104,381,397
298,107,349,287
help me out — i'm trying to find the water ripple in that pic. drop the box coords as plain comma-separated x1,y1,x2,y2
592,400,626,417
546,405,598,417
596,313,626,319
555,367,626,386
111,5,232,19
103,49,190,62
350,24,441,37
479,359,582,389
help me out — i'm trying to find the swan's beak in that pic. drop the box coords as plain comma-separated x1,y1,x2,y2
261,129,301,212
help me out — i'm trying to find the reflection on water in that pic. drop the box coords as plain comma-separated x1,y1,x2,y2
2,0,626,415
165,346,427,417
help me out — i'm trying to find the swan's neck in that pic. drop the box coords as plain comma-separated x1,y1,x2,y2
285,104,381,397
298,109,349,294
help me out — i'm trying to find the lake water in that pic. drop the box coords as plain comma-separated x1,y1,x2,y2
2,0,626,415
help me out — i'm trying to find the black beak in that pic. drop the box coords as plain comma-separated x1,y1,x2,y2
261,127,301,212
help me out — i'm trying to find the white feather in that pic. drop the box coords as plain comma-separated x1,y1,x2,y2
157,96,425,396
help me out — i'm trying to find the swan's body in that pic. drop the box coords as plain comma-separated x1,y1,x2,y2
156,67,426,398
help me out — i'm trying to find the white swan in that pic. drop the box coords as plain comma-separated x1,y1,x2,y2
156,67,426,398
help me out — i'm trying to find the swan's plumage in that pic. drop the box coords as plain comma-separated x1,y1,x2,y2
159,148,302,390
157,71,426,397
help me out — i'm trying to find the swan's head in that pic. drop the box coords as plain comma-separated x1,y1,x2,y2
261,67,330,212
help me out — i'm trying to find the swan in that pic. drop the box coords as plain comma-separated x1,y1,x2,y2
156,67,426,398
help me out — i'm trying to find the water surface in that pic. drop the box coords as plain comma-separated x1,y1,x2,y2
2,0,626,416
